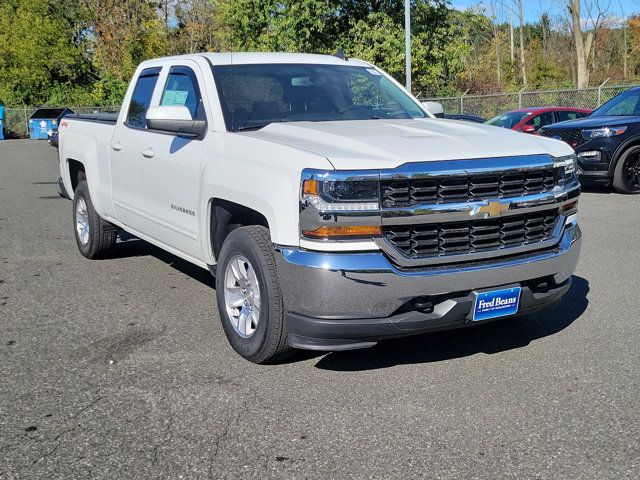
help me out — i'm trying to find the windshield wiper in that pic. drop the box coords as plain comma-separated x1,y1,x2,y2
238,119,289,132
237,124,269,131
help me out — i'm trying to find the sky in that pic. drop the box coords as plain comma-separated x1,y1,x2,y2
451,0,639,23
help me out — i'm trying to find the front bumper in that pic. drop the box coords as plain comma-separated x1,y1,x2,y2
575,140,619,183
275,223,582,351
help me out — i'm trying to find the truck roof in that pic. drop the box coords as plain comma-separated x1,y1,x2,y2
139,52,374,68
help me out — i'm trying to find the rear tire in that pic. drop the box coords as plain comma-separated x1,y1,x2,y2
73,181,117,259
612,145,640,194
215,226,293,364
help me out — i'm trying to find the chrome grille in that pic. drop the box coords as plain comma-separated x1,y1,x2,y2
383,210,559,259
381,168,560,208
539,128,585,149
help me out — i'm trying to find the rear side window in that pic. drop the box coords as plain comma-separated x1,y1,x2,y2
525,111,554,131
160,66,203,119
126,67,161,128
557,111,586,121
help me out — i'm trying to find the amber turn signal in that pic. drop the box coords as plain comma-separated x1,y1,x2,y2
560,200,578,213
302,179,319,195
303,225,382,238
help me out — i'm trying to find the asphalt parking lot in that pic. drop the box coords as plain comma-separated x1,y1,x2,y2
0,139,639,479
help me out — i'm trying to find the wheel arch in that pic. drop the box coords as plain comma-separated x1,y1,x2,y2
207,198,271,264
609,135,640,176
67,158,86,193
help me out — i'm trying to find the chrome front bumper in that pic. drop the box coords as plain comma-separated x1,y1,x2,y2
275,223,582,350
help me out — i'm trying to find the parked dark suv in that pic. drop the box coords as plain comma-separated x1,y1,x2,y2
539,87,640,193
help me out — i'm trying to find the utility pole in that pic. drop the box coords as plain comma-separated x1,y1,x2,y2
405,0,411,92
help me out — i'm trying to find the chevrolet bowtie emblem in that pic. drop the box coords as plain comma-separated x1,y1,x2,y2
472,200,511,218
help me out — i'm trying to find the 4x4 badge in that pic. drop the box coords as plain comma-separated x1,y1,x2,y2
471,200,511,218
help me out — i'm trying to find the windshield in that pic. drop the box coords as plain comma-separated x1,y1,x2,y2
591,89,640,117
211,63,426,131
485,111,530,128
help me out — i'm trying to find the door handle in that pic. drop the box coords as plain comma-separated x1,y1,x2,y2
141,147,155,159
111,141,123,151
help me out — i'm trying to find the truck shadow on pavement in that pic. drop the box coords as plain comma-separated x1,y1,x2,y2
312,276,590,371
108,238,589,371
111,238,216,288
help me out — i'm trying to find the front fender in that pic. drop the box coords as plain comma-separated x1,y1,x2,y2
198,133,333,264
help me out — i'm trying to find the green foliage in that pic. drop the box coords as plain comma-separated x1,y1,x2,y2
220,1,471,95
0,0,636,109
0,0,92,105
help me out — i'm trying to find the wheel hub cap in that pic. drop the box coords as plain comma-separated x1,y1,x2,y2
75,197,90,245
223,255,261,338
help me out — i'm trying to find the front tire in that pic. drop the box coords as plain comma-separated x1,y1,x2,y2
73,180,117,259
216,226,293,363
612,145,640,194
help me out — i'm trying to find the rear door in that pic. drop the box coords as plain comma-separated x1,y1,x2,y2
522,111,555,133
110,67,162,230
557,110,587,122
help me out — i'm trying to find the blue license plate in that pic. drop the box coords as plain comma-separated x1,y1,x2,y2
473,287,521,321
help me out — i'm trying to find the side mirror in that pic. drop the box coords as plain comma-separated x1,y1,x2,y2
521,124,536,133
146,106,206,137
421,101,445,118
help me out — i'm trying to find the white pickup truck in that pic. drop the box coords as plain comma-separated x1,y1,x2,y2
58,53,582,363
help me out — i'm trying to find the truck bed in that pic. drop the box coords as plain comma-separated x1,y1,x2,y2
67,113,119,125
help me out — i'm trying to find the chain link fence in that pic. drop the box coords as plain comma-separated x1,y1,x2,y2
2,106,120,138
419,83,639,120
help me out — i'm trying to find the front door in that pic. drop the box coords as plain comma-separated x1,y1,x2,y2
137,63,209,260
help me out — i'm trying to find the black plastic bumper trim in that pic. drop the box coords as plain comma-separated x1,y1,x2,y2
58,177,70,199
286,278,572,351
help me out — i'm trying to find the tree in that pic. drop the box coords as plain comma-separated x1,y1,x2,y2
488,1,503,82
172,0,225,53
0,0,92,105
515,0,526,85
219,0,465,95
81,0,169,103
629,16,640,75
568,0,611,88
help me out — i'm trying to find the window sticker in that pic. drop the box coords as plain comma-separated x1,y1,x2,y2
366,68,381,76
291,76,314,86
161,90,189,106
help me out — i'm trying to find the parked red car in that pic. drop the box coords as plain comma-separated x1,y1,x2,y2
486,107,592,134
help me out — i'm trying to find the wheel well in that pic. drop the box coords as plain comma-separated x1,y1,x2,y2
210,199,269,259
612,138,640,169
68,159,86,192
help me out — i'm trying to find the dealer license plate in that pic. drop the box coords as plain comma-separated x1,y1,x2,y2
473,287,521,321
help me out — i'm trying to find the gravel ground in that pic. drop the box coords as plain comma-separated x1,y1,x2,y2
0,139,638,479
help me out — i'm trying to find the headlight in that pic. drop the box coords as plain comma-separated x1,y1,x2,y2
301,175,380,212
581,126,627,140
553,154,577,182
300,170,381,240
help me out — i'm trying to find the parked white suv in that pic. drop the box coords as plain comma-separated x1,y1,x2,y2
58,53,582,363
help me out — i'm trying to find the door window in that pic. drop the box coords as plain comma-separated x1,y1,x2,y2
126,67,161,128
557,110,586,121
160,66,203,119
524,112,554,131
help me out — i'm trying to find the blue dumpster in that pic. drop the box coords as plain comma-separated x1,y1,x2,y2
28,108,73,140
0,106,5,140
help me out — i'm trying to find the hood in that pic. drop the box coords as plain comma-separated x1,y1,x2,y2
545,115,640,130
241,118,571,170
